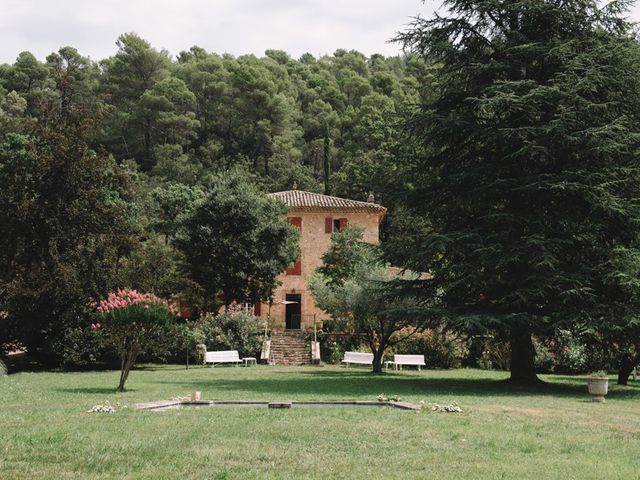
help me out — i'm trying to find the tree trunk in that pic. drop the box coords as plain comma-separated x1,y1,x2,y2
372,347,384,374
117,344,140,392
371,333,391,374
617,353,637,386
509,328,539,385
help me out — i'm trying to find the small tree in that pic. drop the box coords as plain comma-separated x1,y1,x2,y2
174,172,299,309
310,228,432,373
150,183,205,243
317,226,379,285
96,289,177,391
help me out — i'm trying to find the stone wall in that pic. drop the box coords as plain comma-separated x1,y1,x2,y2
258,209,381,330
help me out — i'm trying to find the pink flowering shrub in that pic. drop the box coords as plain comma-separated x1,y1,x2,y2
96,289,178,391
97,289,179,316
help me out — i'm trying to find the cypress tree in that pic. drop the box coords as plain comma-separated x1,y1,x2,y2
324,120,331,196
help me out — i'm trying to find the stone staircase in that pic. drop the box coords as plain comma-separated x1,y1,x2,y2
269,331,312,365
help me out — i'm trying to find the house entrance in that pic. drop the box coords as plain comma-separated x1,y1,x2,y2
285,294,301,329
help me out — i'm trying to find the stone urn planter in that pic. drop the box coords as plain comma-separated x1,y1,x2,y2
587,374,609,403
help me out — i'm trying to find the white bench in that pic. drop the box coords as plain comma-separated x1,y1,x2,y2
393,354,426,371
205,350,242,367
342,351,373,367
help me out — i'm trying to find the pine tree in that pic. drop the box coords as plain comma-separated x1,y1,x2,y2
394,0,640,384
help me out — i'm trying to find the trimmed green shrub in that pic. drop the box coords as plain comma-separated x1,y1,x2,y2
52,326,112,367
393,327,469,369
315,329,364,365
535,330,618,374
193,306,264,358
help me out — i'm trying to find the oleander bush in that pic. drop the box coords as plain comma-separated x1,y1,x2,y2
96,289,178,391
534,330,618,374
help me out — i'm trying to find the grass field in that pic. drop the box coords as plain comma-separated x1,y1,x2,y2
1,364,639,479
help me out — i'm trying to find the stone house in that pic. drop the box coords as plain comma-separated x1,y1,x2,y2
254,188,386,335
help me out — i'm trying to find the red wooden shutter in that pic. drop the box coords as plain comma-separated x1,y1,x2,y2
253,302,261,316
288,216,302,228
339,218,348,231
286,217,302,275
286,260,301,275
325,217,333,233
292,260,302,275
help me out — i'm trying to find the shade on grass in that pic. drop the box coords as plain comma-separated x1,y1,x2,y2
1,365,638,479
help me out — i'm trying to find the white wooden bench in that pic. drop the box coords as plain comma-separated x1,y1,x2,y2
342,351,373,367
205,350,242,367
393,354,426,371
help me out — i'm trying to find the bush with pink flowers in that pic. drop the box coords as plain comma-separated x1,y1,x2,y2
96,289,178,391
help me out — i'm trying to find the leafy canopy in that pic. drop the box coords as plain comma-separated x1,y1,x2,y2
0,102,137,360
393,0,640,382
310,227,431,373
174,172,299,308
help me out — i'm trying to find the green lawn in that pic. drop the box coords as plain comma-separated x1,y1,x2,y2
1,365,639,480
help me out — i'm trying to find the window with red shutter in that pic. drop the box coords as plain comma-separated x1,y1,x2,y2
253,302,261,316
326,217,348,233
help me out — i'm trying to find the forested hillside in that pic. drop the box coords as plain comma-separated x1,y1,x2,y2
0,33,426,198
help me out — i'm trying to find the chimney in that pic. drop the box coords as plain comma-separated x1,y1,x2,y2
367,192,375,203
292,181,298,190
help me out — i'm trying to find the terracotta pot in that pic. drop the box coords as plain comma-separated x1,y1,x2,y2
588,377,609,402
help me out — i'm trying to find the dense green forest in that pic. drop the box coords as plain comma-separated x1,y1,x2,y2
0,34,426,197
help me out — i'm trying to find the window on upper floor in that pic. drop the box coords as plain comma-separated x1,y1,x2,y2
325,217,348,234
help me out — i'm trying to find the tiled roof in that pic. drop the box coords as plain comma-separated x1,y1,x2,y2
268,190,387,215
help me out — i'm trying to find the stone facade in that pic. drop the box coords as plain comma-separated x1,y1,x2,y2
256,190,386,331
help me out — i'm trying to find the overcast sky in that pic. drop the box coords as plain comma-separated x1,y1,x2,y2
2,0,640,64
